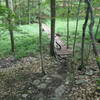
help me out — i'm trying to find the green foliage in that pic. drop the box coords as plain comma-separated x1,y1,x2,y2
96,57,100,62
0,17,100,59
95,78,100,86
0,5,8,16
93,0,100,7
0,24,49,58
0,5,17,33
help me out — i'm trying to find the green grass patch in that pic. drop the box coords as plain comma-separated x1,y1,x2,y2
0,18,100,59
0,24,49,58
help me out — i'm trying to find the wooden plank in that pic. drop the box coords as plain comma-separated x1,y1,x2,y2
41,23,72,57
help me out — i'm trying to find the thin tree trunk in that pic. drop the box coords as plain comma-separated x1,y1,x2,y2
95,18,100,39
6,0,15,53
66,0,70,49
50,0,56,56
85,42,91,65
0,0,1,5
78,1,89,70
28,0,30,24
14,0,16,11
87,0,100,70
38,1,45,75
18,0,21,24
63,0,66,8
73,0,81,56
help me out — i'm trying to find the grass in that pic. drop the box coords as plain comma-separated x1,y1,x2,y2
0,18,100,59
47,18,100,44
0,24,49,58
46,18,99,35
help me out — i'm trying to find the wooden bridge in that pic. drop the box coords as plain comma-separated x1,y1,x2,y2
42,23,72,60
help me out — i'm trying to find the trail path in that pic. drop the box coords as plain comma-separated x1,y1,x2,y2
41,23,75,100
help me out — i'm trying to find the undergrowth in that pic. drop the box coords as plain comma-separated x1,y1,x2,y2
0,18,99,59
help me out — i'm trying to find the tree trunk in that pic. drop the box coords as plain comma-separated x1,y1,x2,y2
6,0,15,53
63,0,66,8
0,0,1,5
66,0,70,49
38,2,45,75
79,0,100,70
73,0,82,56
18,0,21,24
50,0,56,56
28,0,30,24
95,18,100,40
78,1,89,70
87,0,100,70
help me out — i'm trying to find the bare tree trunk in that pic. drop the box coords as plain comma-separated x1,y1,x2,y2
79,0,100,70
78,1,89,70
6,0,15,53
50,0,56,56
28,0,30,24
0,0,1,5
66,0,70,49
18,0,21,24
73,0,82,56
38,1,45,75
63,0,66,8
95,18,100,40
87,0,100,70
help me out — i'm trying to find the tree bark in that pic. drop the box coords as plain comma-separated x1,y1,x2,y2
28,0,30,24
0,0,1,5
63,0,66,8
95,18,100,40
87,0,100,70
73,0,82,56
50,0,56,56
66,0,70,49
78,1,89,70
6,0,15,53
79,0,100,70
38,1,45,75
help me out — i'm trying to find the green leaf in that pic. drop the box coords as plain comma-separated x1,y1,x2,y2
96,57,100,61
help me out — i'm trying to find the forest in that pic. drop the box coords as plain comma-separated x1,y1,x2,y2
0,0,100,100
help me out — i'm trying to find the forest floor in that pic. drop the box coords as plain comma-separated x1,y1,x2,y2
0,52,100,100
